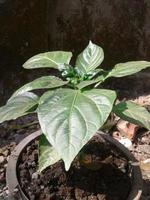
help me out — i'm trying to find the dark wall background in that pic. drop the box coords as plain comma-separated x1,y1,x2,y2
0,0,150,104
48,0,150,65
0,0,48,104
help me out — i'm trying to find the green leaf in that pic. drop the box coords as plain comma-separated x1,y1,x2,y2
38,134,61,172
75,41,104,75
0,92,39,123
23,51,72,69
38,90,55,105
38,88,116,170
10,76,68,99
77,80,99,89
77,71,109,89
91,69,103,76
77,75,105,89
107,61,150,78
113,101,150,130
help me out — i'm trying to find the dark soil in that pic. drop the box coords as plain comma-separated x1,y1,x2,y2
18,136,131,200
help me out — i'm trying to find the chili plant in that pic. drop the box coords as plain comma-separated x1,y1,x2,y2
0,41,150,171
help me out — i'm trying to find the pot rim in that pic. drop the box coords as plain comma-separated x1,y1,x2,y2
6,130,143,200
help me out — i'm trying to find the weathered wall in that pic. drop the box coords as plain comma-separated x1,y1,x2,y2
0,0,48,104
48,0,150,68
0,0,150,103
47,0,150,99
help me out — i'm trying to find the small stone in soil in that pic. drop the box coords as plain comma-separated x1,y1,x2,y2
2,149,9,157
40,185,44,190
97,194,106,200
6,156,10,162
32,172,39,179
0,156,5,164
4,164,7,168
0,168,4,173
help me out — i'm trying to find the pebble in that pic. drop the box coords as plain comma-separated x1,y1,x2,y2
0,193,3,197
97,194,106,200
119,137,132,149
3,149,9,157
140,159,150,172
5,189,9,195
32,172,39,179
13,188,19,194
0,168,4,173
3,186,8,191
4,164,7,168
6,156,10,162
0,156,5,164
31,161,36,167
88,195,97,200
141,135,149,144
40,185,44,190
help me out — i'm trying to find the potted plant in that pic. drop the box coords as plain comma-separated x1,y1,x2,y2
1,41,150,199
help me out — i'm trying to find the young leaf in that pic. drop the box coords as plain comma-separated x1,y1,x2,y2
23,51,72,69
77,74,105,89
38,134,61,172
89,69,103,78
38,88,116,170
0,92,39,123
77,71,109,89
75,41,104,75
107,61,150,78
9,76,68,99
113,101,150,130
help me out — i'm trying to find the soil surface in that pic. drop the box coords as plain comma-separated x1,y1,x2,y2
0,114,40,199
18,136,131,200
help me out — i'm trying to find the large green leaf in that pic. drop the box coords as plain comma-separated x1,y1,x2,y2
0,92,39,123
23,51,72,69
10,76,68,99
38,88,116,170
75,41,104,75
107,61,150,78
113,101,150,130
38,134,61,172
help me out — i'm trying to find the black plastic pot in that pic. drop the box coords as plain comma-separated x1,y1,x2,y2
6,130,143,200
